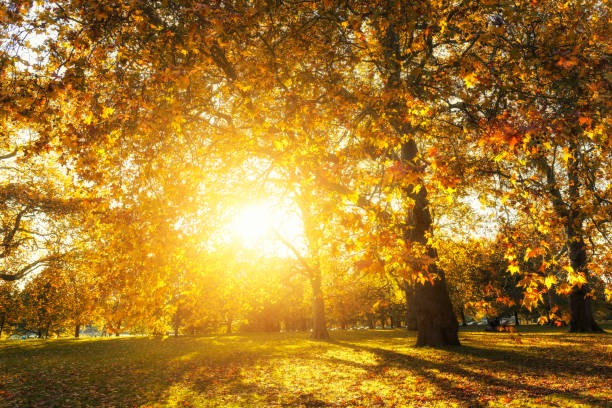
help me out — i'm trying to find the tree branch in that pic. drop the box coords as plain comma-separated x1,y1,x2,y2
0,254,61,282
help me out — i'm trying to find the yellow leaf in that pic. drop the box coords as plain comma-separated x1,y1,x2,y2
508,264,520,275
569,272,587,287
562,147,572,162
102,107,115,118
544,275,557,289
463,72,478,89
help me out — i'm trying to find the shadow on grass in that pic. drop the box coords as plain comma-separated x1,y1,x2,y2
327,339,611,408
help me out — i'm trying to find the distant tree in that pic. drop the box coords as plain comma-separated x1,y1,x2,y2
0,281,20,337
19,268,67,338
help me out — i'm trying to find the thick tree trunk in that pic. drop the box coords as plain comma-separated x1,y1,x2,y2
414,265,460,347
310,274,329,340
378,19,459,347
567,233,603,332
402,140,460,347
74,324,80,338
560,142,603,333
403,284,418,330
569,285,602,332
460,307,467,327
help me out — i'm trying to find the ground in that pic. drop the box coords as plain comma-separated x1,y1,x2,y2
0,326,610,407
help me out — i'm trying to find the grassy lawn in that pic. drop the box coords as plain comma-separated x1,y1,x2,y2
0,326,610,407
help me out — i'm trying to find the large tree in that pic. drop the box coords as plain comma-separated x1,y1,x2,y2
441,0,611,332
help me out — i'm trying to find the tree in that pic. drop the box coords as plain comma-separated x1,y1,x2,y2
0,281,20,337
0,157,84,282
445,0,611,332
19,267,68,338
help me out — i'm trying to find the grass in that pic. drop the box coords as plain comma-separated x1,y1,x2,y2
0,325,610,407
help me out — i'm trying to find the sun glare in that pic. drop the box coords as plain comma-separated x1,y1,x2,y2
229,202,303,255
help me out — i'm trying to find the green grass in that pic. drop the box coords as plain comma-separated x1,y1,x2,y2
0,326,610,407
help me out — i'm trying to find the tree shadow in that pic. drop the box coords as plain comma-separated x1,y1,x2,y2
327,339,611,407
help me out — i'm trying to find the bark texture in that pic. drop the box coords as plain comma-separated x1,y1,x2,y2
568,235,602,332
402,141,460,347
566,204,603,332
403,284,418,330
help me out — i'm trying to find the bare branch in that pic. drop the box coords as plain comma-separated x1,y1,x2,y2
0,149,18,160
0,254,61,282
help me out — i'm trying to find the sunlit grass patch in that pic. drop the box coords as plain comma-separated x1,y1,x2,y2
0,327,610,407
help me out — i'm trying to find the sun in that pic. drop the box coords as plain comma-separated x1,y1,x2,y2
230,203,276,242
229,201,303,255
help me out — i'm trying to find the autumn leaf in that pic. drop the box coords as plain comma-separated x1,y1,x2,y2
100,107,114,119
463,72,478,88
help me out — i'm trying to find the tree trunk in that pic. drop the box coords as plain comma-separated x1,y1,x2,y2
375,22,459,346
0,313,5,338
567,231,603,332
401,140,460,347
569,284,602,332
460,307,467,327
560,141,603,333
514,309,520,326
310,274,329,340
414,265,460,347
403,284,418,330
226,316,233,335
74,324,80,338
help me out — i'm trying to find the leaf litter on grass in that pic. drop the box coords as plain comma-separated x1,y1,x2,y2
0,327,610,407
